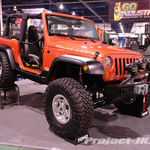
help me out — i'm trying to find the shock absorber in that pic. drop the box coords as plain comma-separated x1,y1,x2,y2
79,67,83,83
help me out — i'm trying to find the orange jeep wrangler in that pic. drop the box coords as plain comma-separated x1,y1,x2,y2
0,12,150,140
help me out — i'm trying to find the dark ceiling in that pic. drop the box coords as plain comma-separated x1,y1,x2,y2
2,0,133,33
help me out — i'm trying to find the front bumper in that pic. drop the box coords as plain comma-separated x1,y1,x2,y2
104,72,150,103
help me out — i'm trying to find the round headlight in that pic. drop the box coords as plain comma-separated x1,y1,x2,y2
104,56,111,68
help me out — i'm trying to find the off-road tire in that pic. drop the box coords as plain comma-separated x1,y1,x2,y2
114,90,150,115
44,77,94,139
0,52,16,87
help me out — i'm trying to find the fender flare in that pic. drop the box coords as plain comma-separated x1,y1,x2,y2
47,55,105,79
0,45,16,69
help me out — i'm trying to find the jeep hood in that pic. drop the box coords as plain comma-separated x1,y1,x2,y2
54,39,142,58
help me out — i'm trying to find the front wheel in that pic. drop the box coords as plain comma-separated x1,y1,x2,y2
114,92,150,115
44,78,94,139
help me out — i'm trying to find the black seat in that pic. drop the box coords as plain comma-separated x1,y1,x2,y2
21,26,44,68
28,25,40,57
25,25,43,66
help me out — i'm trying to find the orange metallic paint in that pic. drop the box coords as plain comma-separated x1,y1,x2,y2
0,12,145,82
0,38,41,74
42,34,143,82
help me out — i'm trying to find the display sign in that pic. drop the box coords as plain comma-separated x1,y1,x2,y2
75,30,93,37
17,18,22,25
22,8,51,14
97,28,104,42
109,0,150,22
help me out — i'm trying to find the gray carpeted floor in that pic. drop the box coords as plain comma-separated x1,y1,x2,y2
0,79,150,150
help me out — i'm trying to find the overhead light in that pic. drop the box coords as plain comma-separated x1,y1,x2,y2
59,4,64,9
119,23,124,33
109,31,116,34
81,16,83,18
13,6,17,11
72,11,75,15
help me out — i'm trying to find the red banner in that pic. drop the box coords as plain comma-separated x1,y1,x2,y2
17,18,22,25
109,0,150,23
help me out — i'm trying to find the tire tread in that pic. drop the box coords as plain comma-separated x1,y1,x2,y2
44,77,94,138
0,52,16,87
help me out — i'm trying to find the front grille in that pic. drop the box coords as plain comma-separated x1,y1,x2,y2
115,58,138,76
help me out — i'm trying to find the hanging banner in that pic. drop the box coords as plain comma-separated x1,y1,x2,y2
22,8,52,14
109,0,150,23
97,28,104,42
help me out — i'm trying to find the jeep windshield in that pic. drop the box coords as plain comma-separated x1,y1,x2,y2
46,14,99,41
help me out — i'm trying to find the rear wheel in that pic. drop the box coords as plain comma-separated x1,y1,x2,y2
0,52,16,87
44,78,94,139
114,92,150,115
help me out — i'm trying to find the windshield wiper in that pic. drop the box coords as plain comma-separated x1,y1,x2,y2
69,36,76,41
50,33,97,42
90,39,96,43
50,33,76,41
73,35,96,43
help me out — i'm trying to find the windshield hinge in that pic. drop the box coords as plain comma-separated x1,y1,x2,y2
93,50,99,60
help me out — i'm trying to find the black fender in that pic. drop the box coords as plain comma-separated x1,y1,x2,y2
47,55,105,79
0,45,16,69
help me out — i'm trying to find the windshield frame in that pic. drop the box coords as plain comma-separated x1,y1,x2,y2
46,14,99,41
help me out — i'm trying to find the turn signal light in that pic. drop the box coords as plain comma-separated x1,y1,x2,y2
83,65,88,71
106,71,110,77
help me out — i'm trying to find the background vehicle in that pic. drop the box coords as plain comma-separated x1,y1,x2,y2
0,12,150,140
